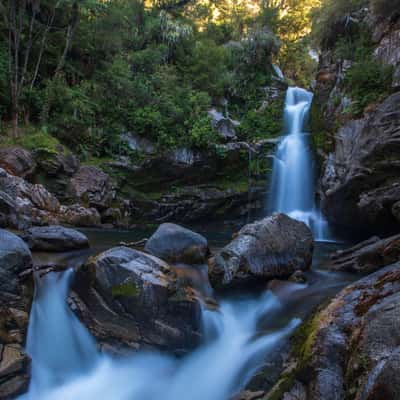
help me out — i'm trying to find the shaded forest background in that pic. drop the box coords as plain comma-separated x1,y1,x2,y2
0,0,395,160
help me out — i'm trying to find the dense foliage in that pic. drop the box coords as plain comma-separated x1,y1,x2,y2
0,0,326,158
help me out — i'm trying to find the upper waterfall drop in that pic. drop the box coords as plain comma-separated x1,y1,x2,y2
267,87,331,242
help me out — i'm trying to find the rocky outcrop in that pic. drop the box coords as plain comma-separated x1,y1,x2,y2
0,147,36,179
23,226,89,252
208,108,239,141
327,235,400,273
68,166,115,210
320,92,400,232
0,230,32,399
145,223,209,264
129,185,265,224
0,167,102,229
268,263,400,400
209,214,314,287
72,246,200,352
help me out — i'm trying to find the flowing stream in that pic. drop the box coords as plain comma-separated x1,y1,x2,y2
20,270,301,400
268,87,332,241
20,87,349,400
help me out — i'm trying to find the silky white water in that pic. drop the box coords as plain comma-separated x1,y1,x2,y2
268,87,332,241
20,270,300,400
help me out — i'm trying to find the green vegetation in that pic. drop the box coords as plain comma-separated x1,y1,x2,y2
112,281,140,298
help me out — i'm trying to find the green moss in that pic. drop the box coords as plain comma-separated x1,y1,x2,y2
0,127,61,154
111,282,140,298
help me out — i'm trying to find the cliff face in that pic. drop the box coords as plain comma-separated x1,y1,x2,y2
314,5,400,234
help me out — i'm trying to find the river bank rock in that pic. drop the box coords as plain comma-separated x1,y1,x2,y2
72,246,200,353
209,213,314,287
266,263,400,400
0,229,32,294
0,229,32,398
327,234,400,273
23,226,89,252
145,223,209,264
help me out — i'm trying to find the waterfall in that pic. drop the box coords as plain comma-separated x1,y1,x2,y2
20,271,300,400
268,87,332,242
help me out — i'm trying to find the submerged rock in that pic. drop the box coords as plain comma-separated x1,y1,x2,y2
145,223,209,264
23,225,89,252
327,234,400,273
269,263,400,400
209,213,314,287
72,246,200,352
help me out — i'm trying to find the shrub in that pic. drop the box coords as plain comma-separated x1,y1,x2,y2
345,58,393,115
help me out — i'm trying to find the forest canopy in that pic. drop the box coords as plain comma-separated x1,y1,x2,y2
0,0,321,157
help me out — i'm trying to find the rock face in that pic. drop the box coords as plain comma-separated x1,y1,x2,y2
0,230,32,398
209,213,314,287
208,108,238,141
270,263,400,400
23,225,89,252
68,166,115,210
145,223,209,264
320,93,400,232
0,147,36,178
72,246,200,352
327,235,400,273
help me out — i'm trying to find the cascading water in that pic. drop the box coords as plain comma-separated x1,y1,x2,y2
20,271,300,400
268,87,332,241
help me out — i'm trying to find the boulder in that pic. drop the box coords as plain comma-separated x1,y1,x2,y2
0,147,36,178
209,213,314,287
23,225,89,252
271,263,400,400
327,235,400,273
145,223,209,264
0,229,32,294
68,166,115,210
72,246,200,352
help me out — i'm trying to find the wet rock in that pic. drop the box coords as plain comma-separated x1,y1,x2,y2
328,235,400,273
0,147,36,178
270,263,400,400
145,223,209,264
209,213,314,287
288,270,307,284
0,229,32,294
68,166,115,210
23,225,89,252
72,246,200,352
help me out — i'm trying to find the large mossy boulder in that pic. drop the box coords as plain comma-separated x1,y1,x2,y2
145,223,209,264
270,263,400,400
73,246,200,352
23,225,89,252
209,213,314,287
